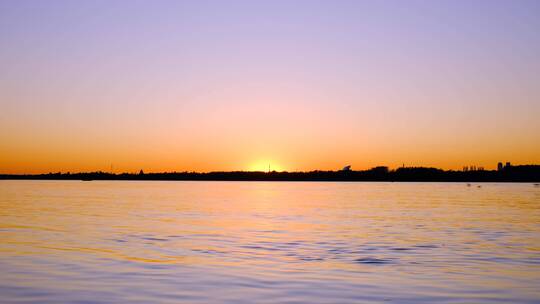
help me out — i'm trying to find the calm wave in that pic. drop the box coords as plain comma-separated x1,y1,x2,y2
1,181,539,303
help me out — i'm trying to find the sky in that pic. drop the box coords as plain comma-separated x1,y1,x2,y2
1,0,539,173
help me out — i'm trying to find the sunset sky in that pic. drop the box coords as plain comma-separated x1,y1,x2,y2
1,0,539,173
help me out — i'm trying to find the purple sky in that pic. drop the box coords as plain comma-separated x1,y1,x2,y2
1,0,539,173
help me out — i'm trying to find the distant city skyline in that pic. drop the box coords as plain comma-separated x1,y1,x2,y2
1,0,539,174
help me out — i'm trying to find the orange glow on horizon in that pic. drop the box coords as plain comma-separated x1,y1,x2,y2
247,161,285,172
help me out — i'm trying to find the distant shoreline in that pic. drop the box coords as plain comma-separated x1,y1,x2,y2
2,165,539,182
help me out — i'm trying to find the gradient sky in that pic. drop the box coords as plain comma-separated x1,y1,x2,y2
1,0,539,173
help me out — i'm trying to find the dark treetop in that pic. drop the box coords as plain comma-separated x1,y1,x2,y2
1,165,540,182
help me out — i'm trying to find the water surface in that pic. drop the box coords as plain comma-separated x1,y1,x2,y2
1,181,539,303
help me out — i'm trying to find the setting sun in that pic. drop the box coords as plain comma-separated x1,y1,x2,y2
247,161,285,172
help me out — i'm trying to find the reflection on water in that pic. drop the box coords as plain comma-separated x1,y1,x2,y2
0,181,539,303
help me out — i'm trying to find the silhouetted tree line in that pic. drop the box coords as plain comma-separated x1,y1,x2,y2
1,165,539,182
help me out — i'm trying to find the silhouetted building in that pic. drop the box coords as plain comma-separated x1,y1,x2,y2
342,165,351,171
497,162,503,171
506,162,511,168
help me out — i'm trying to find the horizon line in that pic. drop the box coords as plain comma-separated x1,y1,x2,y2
2,163,540,176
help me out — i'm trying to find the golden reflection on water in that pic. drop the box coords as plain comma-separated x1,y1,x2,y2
0,181,539,303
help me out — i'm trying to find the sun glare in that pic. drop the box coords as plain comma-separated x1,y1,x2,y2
248,161,284,172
